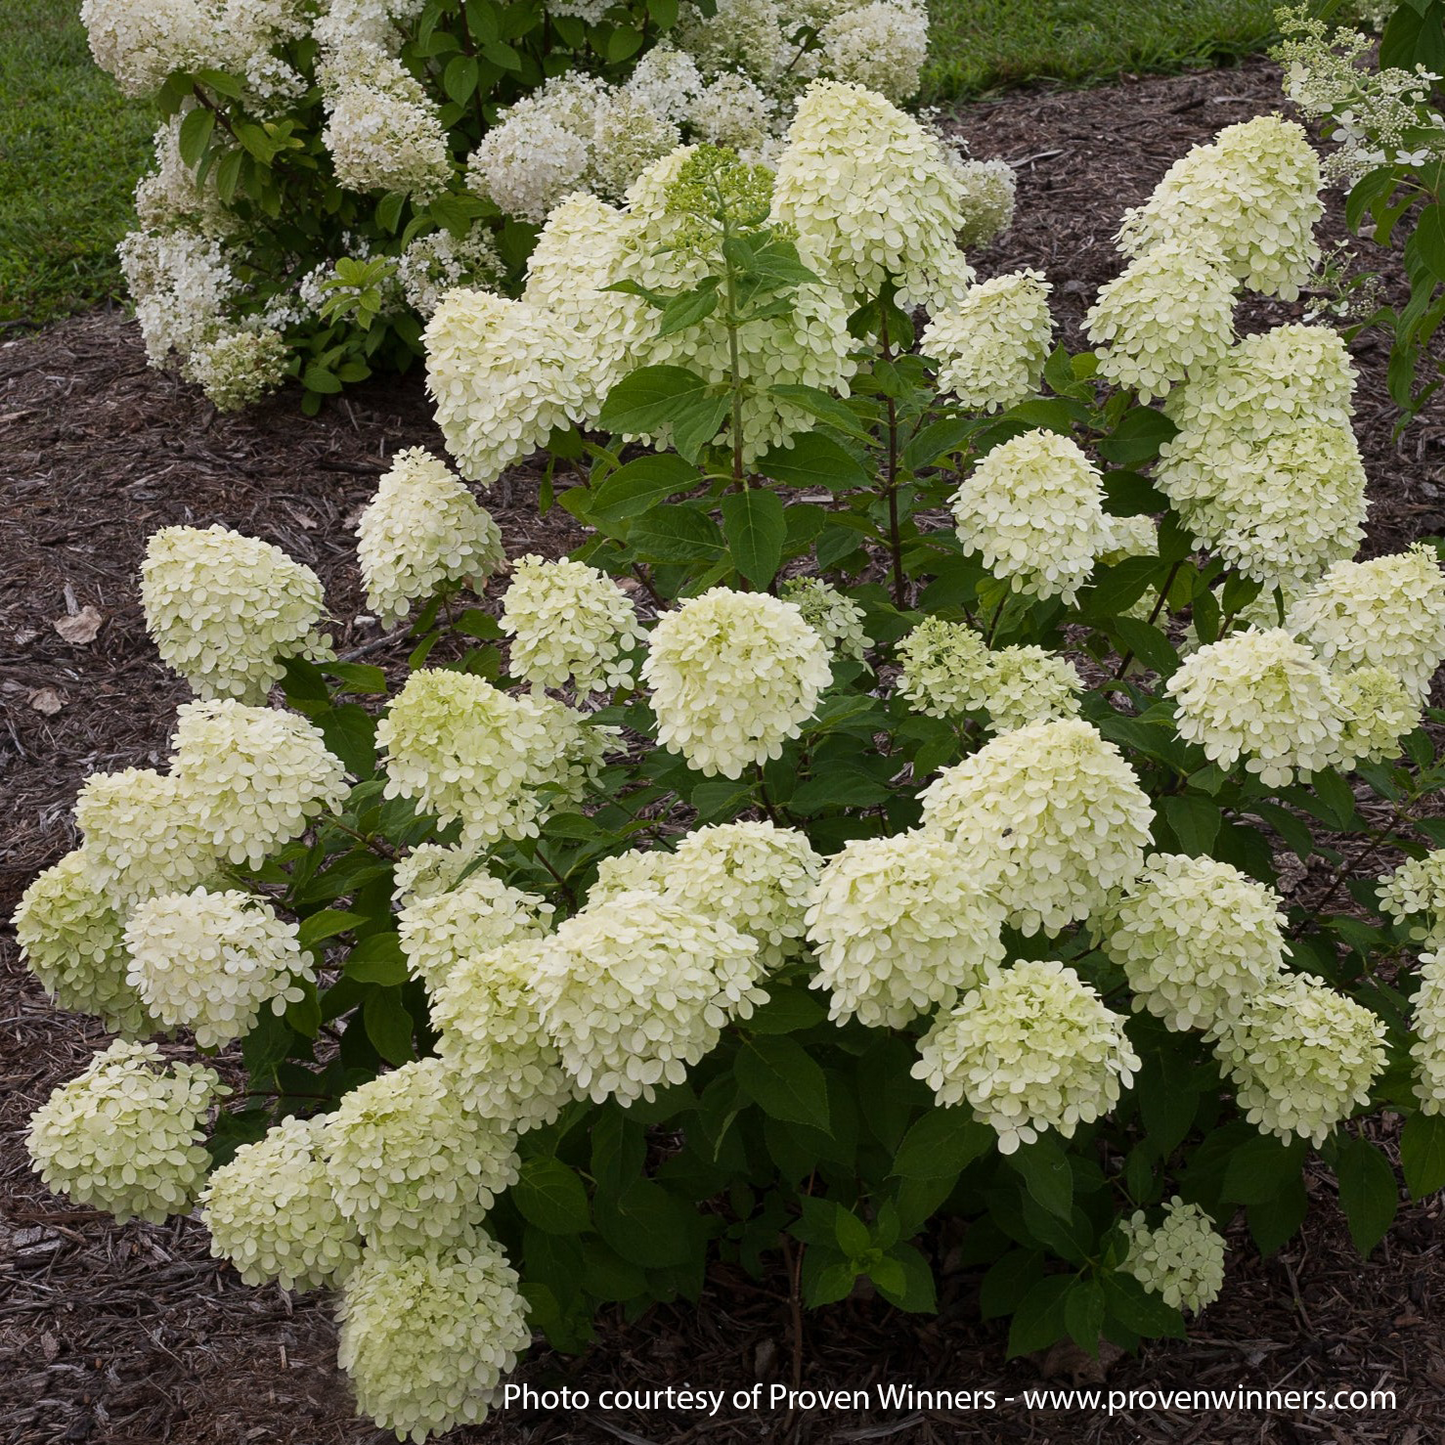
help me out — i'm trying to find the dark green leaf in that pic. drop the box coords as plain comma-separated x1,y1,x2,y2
891,1109,994,1180
657,285,720,336
515,1157,592,1235
595,1180,695,1266
597,365,711,434
298,909,366,950
1096,406,1179,465
344,932,409,985
1007,1137,1073,1221
1007,1276,1073,1357
735,1034,830,1131
178,106,215,168
1064,1279,1106,1354
1102,1271,1187,1339
629,503,725,563
1162,794,1222,856
721,489,786,588
1335,1135,1399,1256
362,986,415,1065
589,454,701,524
756,431,871,491
873,1242,937,1313
1402,1111,1445,1199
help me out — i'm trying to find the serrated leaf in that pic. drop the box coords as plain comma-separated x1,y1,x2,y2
1335,1135,1399,1256
1101,1272,1186,1339
515,1157,592,1235
597,365,711,434
1162,794,1221,856
1007,1138,1073,1221
298,908,366,950
362,986,415,1065
756,431,871,490
589,453,700,524
891,1109,994,1180
629,503,724,562
1402,1111,1445,1199
735,1034,830,1131
178,106,215,168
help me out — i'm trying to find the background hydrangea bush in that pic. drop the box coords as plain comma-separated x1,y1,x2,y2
80,0,992,413
19,80,1445,1442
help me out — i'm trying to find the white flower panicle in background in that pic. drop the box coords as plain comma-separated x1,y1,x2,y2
1085,239,1238,402
913,960,1141,1154
14,852,154,1036
27,1040,223,1223
1121,1198,1227,1313
325,1057,520,1248
772,81,975,308
1102,854,1286,1031
923,269,1054,412
1286,544,1445,701
533,891,766,1104
378,669,605,846
123,888,311,1050
337,1231,531,1443
141,524,332,702
74,767,218,908
424,288,591,487
431,939,578,1130
184,328,290,411
642,589,832,778
780,578,872,662
948,154,1017,251
398,872,554,994
118,228,235,369
1157,324,1366,590
806,832,1007,1028
950,429,1112,604
818,0,928,104
588,848,678,905
625,46,705,125
1117,114,1323,299
1411,951,1445,1115
318,46,451,200
1167,629,1346,786
920,718,1154,935
895,616,991,719
357,449,504,623
690,72,778,154
980,645,1083,732
133,112,231,235
1337,666,1420,764
391,842,478,906
1211,974,1386,1144
201,1114,363,1290
396,224,504,318
665,821,823,969
80,0,219,95
1379,853,1445,949
169,700,350,866
500,555,646,693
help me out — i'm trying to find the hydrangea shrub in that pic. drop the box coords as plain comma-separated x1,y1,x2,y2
80,0,1000,412
21,83,1445,1441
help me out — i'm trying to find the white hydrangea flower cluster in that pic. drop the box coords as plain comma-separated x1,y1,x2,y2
431,939,578,1130
1210,973,1387,1144
13,852,155,1036
1085,238,1238,402
27,1040,224,1223
817,0,929,105
1411,951,1445,1115
1379,853,1445,949
74,767,217,908
780,578,872,661
948,154,1017,251
391,842,479,906
1121,1198,1227,1313
424,288,594,487
325,1057,520,1248
133,111,231,235
922,270,1053,412
772,82,975,309
124,887,310,1050
398,871,554,994
666,821,823,969
981,645,1083,732
533,891,767,1103
1102,854,1286,1031
183,327,290,411
920,718,1154,935
396,225,504,318
169,699,351,866
1167,628,1346,786
1157,325,1367,590
500,555,646,693
588,848,678,904
642,588,832,779
141,524,333,703
356,449,504,624
1286,544,1445,702
336,1230,531,1444
201,1114,363,1290
318,45,450,200
378,669,606,847
950,429,1112,604
913,960,1141,1155
895,617,991,719
1117,115,1323,300
118,228,235,370
1336,666,1420,764
806,832,1006,1028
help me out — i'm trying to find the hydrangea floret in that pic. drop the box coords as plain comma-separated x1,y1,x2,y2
1121,1198,1227,1314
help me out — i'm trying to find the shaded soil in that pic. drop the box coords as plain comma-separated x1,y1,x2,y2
3,55,1445,1445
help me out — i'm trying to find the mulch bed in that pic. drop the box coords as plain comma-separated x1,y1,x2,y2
3,55,1444,1445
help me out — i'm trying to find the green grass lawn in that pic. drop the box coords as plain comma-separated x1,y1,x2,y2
0,0,154,325
923,0,1280,104
0,0,1279,325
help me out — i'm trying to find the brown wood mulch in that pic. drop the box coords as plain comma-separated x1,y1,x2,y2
3,55,1445,1445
